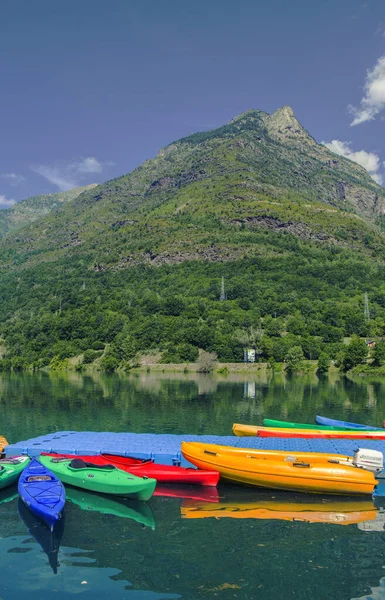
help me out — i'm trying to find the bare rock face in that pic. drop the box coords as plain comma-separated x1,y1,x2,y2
264,106,317,147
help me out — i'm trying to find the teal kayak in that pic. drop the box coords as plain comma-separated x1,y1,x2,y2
66,487,156,529
0,456,30,489
39,455,156,501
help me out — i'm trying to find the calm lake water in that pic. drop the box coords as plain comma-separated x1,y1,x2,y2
2,370,385,600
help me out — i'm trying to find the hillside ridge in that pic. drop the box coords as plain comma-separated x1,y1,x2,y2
0,106,383,273
0,183,98,240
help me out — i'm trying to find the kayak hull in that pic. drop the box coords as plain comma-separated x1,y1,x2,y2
316,416,381,431
42,452,219,486
181,443,355,465
181,442,377,495
233,423,385,440
18,458,65,530
39,455,156,501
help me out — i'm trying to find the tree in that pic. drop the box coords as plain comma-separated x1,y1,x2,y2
317,352,330,374
342,337,368,372
372,341,385,367
301,335,322,360
197,351,217,373
287,315,306,336
285,346,304,375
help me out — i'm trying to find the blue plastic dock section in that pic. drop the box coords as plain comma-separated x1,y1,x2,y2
6,431,385,467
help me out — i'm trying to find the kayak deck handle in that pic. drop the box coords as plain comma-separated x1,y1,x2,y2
204,450,217,456
292,462,310,468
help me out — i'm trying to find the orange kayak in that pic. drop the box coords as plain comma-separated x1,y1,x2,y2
233,423,385,440
181,497,377,525
182,444,355,465
181,441,377,495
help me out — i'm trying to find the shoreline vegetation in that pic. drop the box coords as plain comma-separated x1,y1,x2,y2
4,355,382,377
0,334,383,376
0,336,384,376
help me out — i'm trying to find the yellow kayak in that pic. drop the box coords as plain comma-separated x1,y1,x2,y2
181,497,377,525
0,437,8,454
232,423,385,439
181,442,377,496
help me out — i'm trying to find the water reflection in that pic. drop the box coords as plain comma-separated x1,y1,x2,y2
181,490,378,526
353,578,385,599
153,484,219,503
243,381,256,399
18,498,64,573
3,371,385,442
1,481,385,599
0,534,181,599
66,487,156,529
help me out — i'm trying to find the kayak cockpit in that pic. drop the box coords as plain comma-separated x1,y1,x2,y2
68,458,116,471
26,475,54,482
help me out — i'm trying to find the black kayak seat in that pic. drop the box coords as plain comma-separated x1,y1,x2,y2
69,458,115,470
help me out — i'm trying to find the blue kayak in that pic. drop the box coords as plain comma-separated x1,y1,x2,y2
18,458,65,531
315,415,381,431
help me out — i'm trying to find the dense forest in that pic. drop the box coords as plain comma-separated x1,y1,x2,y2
1,107,385,373
1,237,384,372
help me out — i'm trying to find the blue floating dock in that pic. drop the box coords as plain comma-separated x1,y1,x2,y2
6,431,385,467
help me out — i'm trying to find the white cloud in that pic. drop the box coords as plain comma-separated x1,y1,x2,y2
323,139,383,185
1,173,26,186
350,55,385,125
371,172,383,185
31,157,111,191
0,194,16,208
76,157,103,173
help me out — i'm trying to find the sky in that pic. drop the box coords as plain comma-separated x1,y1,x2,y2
1,0,385,206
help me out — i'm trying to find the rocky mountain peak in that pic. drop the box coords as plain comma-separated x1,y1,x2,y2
265,105,317,147
273,105,295,118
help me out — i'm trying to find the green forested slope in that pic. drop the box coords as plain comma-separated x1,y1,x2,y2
0,107,385,370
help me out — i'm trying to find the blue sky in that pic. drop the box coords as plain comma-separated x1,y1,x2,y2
1,0,385,206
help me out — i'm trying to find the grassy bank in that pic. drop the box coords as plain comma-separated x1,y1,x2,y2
131,360,319,375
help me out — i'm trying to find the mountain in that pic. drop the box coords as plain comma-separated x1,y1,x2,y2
0,106,383,272
0,184,97,239
1,106,385,370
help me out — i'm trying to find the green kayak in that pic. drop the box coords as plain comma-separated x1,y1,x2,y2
66,487,156,529
262,418,383,431
39,456,156,501
0,456,30,489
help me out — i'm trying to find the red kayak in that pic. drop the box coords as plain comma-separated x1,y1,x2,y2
41,453,220,487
